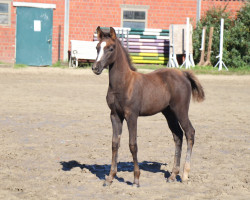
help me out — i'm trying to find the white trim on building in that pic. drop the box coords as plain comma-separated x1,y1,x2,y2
13,2,56,9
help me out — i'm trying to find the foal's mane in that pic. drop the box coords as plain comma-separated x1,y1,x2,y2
115,38,137,72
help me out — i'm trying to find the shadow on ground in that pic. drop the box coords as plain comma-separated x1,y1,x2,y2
60,160,181,185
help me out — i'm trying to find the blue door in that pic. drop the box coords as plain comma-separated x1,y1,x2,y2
16,7,53,66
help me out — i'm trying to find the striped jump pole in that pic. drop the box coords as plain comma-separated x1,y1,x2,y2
94,27,170,65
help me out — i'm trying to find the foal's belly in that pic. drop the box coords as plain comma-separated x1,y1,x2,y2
139,90,170,116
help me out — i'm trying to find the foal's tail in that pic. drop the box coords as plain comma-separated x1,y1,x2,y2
183,71,205,102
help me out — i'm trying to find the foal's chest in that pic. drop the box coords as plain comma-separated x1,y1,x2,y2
106,90,126,113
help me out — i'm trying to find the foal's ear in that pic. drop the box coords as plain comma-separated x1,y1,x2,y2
96,26,104,41
110,27,117,40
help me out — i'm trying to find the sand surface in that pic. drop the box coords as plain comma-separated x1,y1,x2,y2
0,67,249,199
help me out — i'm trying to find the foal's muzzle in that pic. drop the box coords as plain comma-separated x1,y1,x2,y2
92,62,104,75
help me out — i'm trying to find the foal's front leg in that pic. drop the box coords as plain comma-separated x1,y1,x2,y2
126,114,140,187
104,112,124,186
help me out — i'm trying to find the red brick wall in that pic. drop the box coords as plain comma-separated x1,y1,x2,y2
69,0,198,42
201,0,245,18
69,0,121,42
147,0,197,28
0,3,16,64
0,0,246,64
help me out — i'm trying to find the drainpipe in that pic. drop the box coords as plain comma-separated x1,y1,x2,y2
196,0,201,24
63,0,70,61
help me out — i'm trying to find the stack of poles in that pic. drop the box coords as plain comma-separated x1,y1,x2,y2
94,27,170,65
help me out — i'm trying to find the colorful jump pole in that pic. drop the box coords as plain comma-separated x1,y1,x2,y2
214,18,228,71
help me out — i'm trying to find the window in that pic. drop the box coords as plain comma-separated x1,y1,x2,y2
0,0,11,26
121,5,149,29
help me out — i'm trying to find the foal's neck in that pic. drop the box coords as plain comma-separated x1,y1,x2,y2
108,40,133,89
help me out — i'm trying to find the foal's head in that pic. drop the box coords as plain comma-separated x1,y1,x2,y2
92,26,117,75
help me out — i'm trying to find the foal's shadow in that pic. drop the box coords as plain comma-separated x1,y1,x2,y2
60,160,181,185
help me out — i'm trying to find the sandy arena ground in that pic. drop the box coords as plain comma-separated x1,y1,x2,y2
0,67,249,200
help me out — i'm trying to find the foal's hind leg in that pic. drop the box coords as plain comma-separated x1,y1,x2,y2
104,112,124,186
162,107,183,182
180,118,195,182
172,107,195,182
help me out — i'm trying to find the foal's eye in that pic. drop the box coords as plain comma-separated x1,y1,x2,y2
109,47,114,52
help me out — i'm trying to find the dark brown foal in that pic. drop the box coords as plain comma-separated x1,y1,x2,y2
92,26,205,187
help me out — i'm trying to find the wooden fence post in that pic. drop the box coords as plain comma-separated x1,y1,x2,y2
204,27,214,66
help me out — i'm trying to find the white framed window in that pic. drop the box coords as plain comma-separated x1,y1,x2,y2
120,4,149,29
0,0,11,26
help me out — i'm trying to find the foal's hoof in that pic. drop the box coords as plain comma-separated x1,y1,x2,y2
181,173,190,182
133,180,140,188
167,178,176,183
181,176,189,182
103,180,112,187
133,183,140,188
167,174,177,183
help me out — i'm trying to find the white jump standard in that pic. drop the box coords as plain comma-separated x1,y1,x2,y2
214,18,228,71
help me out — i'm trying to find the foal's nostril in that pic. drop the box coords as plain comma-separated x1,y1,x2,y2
92,62,101,75
92,63,97,71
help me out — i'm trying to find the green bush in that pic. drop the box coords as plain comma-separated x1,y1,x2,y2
193,2,250,68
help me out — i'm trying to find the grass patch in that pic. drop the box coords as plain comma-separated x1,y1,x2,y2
52,61,68,68
225,66,250,75
191,65,250,75
52,61,63,68
14,64,28,69
135,64,250,75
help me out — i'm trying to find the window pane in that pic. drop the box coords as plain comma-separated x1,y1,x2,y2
0,3,8,13
123,21,145,29
0,14,8,24
134,11,145,20
123,11,133,19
